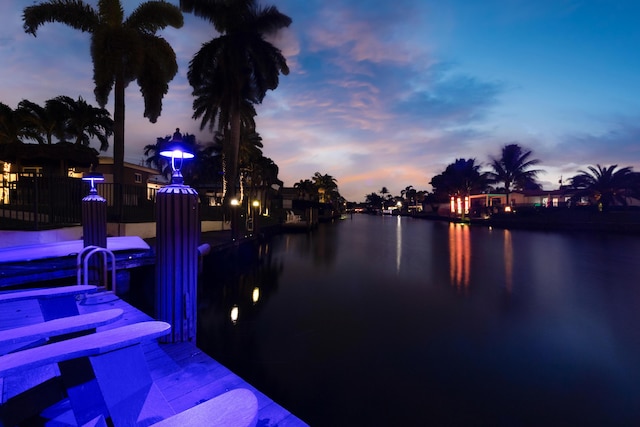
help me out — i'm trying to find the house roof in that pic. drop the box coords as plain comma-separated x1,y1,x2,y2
97,157,160,175
0,142,98,167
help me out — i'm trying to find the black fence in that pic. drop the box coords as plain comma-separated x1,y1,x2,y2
0,174,224,230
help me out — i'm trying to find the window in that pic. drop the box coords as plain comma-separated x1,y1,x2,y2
134,173,142,183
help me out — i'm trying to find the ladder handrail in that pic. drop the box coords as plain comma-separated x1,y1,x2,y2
77,246,100,286
77,246,116,293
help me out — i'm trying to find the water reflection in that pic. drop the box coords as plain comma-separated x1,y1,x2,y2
230,304,239,324
504,229,513,293
448,223,470,291
197,241,283,365
193,216,640,425
396,215,402,274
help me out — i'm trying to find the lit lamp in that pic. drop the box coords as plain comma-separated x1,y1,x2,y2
82,171,104,195
159,128,195,186
230,198,239,240
249,200,260,233
155,128,200,343
81,170,106,249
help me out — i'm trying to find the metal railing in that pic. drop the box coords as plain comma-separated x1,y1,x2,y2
0,174,224,230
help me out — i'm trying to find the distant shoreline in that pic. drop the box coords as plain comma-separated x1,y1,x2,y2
409,209,640,234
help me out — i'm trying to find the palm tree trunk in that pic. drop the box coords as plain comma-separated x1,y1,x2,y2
225,111,242,238
112,75,126,221
227,111,241,203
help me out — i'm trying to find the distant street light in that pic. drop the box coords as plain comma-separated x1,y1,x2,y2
82,171,104,195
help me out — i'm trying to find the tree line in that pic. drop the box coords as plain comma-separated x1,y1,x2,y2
6,0,291,218
366,143,640,212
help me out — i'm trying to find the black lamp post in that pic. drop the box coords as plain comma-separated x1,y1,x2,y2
81,171,107,286
155,129,199,343
81,171,107,250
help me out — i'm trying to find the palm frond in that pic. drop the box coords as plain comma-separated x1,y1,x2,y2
23,0,99,35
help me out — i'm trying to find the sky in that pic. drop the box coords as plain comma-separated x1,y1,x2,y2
1,0,639,202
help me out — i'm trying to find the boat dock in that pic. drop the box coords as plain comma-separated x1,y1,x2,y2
0,288,308,426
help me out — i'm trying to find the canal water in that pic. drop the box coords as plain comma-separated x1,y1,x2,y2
196,214,640,426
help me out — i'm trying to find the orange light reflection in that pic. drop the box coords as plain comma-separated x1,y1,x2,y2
449,223,470,292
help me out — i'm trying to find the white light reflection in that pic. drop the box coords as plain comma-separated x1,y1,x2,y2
396,215,402,274
252,287,260,304
230,305,239,324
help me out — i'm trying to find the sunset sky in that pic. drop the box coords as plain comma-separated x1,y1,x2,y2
1,0,638,201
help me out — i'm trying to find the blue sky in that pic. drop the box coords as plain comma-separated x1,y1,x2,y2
1,0,639,202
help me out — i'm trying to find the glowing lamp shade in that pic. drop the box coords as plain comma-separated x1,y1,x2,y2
159,146,195,160
82,171,104,193
159,128,194,185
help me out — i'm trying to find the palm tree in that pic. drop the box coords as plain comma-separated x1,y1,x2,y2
365,192,383,211
379,186,390,209
16,99,58,145
238,129,266,202
486,144,542,205
430,158,488,202
570,164,640,211
55,96,113,151
23,0,184,208
181,0,291,206
312,172,338,203
0,102,42,145
244,155,280,213
294,179,316,200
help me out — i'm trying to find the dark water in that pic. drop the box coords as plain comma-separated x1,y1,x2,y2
196,214,640,426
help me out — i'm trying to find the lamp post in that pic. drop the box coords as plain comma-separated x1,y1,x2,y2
81,171,107,249
230,198,239,240
155,129,199,343
81,171,107,286
251,200,260,234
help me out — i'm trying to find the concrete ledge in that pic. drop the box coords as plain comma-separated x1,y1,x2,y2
0,221,230,248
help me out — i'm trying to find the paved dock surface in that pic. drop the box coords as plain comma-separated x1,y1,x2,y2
0,289,308,426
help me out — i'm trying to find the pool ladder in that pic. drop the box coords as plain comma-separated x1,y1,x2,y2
77,246,117,294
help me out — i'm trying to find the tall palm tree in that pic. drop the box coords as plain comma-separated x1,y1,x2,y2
570,164,640,211
181,0,291,206
23,0,184,205
486,144,542,205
